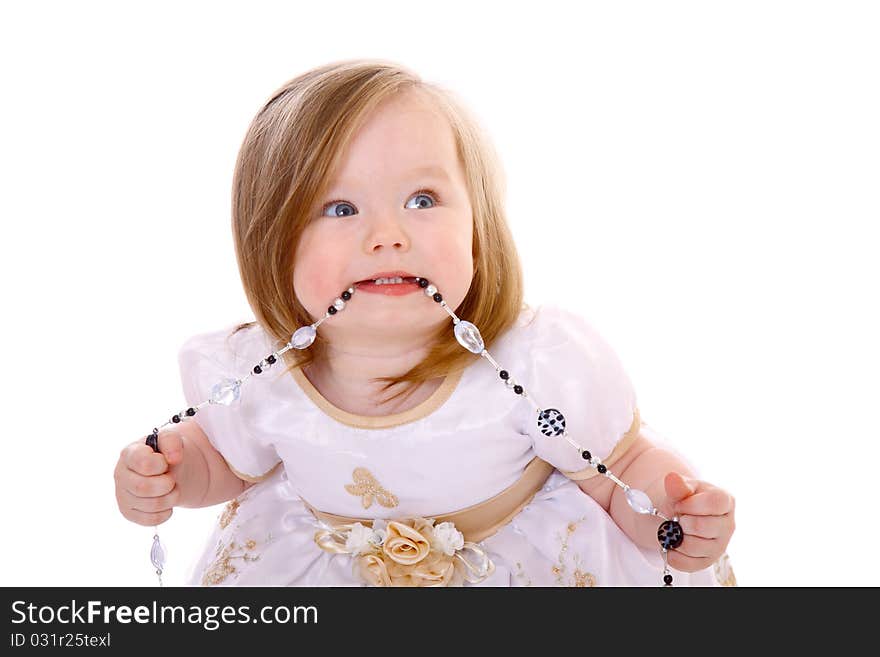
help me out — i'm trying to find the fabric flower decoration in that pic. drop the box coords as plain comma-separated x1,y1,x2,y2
344,522,379,555
357,553,392,587
314,516,494,587
382,520,432,565
431,521,465,556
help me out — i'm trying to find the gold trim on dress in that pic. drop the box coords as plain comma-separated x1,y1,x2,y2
227,460,282,484
552,516,597,586
219,499,240,529
289,365,465,429
713,552,738,587
201,538,261,586
304,456,555,544
344,468,400,509
560,408,642,481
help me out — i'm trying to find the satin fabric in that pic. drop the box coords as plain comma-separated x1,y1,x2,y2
177,304,733,586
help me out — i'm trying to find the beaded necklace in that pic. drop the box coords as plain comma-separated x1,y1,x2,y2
145,277,684,587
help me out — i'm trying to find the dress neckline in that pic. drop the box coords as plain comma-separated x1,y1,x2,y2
289,364,465,430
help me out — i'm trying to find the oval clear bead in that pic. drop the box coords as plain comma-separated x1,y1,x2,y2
625,488,654,515
150,535,166,571
454,320,484,353
291,325,317,349
210,378,241,406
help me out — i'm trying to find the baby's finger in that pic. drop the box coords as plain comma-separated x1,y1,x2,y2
126,508,174,527
124,472,175,499
678,513,733,539
675,533,717,559
157,431,184,464
667,549,715,574
130,486,180,514
674,488,734,516
125,443,169,477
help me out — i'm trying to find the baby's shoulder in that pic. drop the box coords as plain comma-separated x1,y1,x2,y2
178,321,270,362
494,302,602,351
177,321,282,396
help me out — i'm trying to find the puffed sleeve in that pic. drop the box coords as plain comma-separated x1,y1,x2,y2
519,305,641,480
177,325,282,484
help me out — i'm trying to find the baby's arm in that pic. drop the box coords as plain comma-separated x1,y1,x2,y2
576,427,735,573
172,420,253,507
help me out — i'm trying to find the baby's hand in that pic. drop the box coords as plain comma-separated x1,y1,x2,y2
114,431,185,526
662,472,736,573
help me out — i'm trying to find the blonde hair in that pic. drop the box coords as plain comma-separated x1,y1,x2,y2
229,57,527,405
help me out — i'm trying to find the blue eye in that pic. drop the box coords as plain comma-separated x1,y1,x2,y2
323,200,356,218
405,189,438,210
321,189,439,218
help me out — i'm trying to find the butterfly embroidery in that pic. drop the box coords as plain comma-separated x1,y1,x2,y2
344,468,399,509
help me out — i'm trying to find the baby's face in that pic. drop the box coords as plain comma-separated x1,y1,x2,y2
293,90,474,338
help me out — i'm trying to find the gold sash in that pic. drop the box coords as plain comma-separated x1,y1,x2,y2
303,456,555,543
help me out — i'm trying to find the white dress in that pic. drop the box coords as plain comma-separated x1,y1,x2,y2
176,303,737,587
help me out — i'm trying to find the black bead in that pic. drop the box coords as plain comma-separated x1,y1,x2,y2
186,407,195,416
267,355,276,364
581,450,592,461
663,574,673,585
597,464,607,474
418,278,429,288
253,365,262,374
513,385,523,394
499,370,509,380
657,520,684,550
536,408,566,437
172,414,180,423
433,293,442,302
145,433,158,452
341,291,351,300
328,306,337,315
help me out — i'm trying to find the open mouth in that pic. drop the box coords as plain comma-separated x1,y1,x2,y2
353,276,426,296
355,276,421,287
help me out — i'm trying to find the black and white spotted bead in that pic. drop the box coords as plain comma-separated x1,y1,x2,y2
537,408,566,437
657,520,684,550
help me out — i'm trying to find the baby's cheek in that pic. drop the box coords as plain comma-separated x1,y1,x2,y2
432,214,471,263
429,241,473,296
293,258,337,311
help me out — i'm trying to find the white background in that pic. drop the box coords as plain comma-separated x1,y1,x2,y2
2,0,877,587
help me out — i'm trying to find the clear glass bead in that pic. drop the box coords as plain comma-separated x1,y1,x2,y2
209,378,241,406
291,325,317,349
333,298,345,310
150,534,166,572
625,488,654,514
424,284,437,296
454,320,484,353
